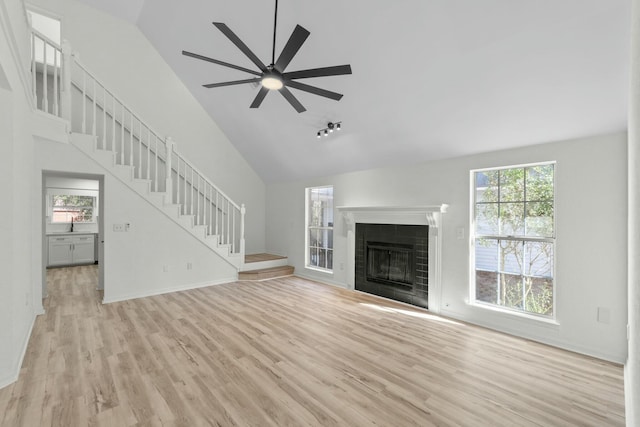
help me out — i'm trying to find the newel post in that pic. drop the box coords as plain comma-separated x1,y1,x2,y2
60,40,72,125
164,137,174,201
240,203,246,257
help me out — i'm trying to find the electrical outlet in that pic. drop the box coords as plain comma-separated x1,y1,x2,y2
187,262,193,270
163,265,169,273
113,224,124,232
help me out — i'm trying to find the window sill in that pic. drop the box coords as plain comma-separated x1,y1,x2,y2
468,301,559,326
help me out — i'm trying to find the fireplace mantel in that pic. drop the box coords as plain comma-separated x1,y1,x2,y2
337,204,448,312
337,205,448,229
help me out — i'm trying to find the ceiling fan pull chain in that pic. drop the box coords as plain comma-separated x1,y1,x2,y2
271,0,278,66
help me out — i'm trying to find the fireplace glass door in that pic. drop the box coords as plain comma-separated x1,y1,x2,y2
366,243,414,288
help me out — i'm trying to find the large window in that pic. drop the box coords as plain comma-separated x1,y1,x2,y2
472,163,555,317
50,194,96,223
306,186,334,272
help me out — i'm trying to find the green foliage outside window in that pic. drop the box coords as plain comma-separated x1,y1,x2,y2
51,195,96,223
474,164,554,317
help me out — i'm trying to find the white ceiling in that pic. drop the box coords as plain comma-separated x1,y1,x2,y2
80,0,631,182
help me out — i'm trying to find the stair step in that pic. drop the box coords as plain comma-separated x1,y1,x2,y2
241,253,288,271
132,179,152,194
238,265,294,281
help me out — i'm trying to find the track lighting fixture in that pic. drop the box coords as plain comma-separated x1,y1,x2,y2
317,122,342,138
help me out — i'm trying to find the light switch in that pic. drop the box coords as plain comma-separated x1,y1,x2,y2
456,227,465,240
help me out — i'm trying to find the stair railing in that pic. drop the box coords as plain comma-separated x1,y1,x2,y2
30,29,63,117
30,34,245,260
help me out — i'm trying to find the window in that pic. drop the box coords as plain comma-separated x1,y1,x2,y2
50,194,96,223
472,163,555,318
306,186,334,272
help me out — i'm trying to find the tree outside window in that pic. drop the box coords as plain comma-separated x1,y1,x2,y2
306,186,334,271
473,163,554,317
51,195,96,223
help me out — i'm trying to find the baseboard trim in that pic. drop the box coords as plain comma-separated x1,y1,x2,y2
439,307,625,365
294,272,349,290
0,311,38,390
102,277,237,304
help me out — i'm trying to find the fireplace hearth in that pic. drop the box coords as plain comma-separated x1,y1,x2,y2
355,223,428,308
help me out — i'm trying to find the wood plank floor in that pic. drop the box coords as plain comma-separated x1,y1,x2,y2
0,266,625,426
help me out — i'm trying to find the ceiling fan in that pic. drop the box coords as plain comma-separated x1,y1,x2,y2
182,0,352,113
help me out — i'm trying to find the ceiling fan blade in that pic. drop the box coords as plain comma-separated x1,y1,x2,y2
182,50,262,76
286,80,343,101
274,25,310,72
203,78,261,88
279,86,306,113
250,87,269,108
212,22,267,72
284,65,352,80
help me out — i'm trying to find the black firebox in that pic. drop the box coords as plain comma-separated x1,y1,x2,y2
355,224,428,308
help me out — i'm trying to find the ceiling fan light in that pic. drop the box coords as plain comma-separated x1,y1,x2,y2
324,130,329,136
336,123,341,130
317,131,321,138
261,75,283,90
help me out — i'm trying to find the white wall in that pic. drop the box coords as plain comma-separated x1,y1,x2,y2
0,0,41,389
28,0,267,254
266,132,628,363
33,140,238,303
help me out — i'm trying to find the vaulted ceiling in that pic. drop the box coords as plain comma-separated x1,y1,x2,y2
78,0,631,182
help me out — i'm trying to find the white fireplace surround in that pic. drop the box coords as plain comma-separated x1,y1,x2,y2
337,205,448,312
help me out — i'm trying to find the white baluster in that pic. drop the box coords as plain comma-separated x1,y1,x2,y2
215,191,219,241
31,34,36,103
60,41,72,122
92,78,97,141
206,185,210,234
120,107,125,165
111,94,116,152
138,122,142,178
176,154,180,206
183,161,187,214
164,137,174,202
42,39,48,113
190,168,194,216
129,114,133,166
146,129,151,181
81,72,86,133
232,206,236,253
226,199,230,245
209,186,214,235
53,48,58,116
196,174,200,225
154,135,158,192
102,86,107,149
240,204,246,256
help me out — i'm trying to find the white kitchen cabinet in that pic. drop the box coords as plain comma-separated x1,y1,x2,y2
47,234,96,266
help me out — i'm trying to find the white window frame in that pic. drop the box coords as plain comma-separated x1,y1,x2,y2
470,161,556,321
47,189,98,224
305,185,334,273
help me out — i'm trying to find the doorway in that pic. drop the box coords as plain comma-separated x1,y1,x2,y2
42,172,105,300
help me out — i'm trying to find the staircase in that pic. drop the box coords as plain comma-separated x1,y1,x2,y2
30,29,292,276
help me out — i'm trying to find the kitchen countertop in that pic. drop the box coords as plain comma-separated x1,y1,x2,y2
46,232,98,236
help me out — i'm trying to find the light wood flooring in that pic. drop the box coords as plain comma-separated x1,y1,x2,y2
0,265,625,426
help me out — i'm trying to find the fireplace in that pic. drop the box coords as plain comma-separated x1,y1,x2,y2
355,224,429,308
338,204,447,312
